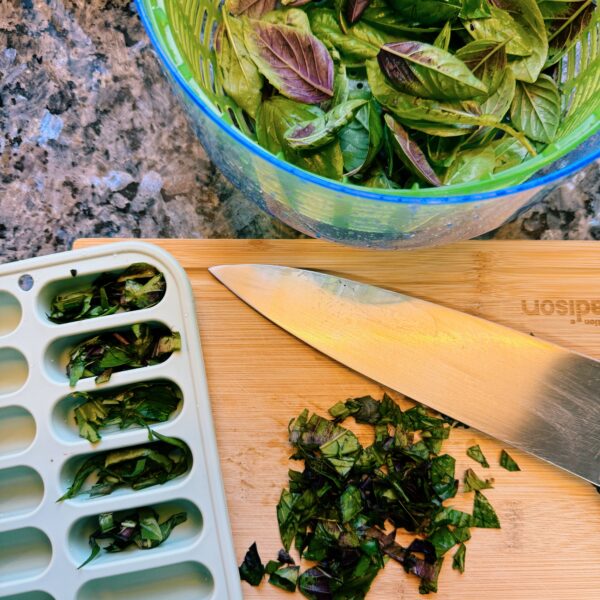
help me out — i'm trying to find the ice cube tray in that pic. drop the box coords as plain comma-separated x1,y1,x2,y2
0,241,242,600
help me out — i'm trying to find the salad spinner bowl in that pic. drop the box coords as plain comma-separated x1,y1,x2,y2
136,0,600,248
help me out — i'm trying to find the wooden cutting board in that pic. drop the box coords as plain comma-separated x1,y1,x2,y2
74,239,600,600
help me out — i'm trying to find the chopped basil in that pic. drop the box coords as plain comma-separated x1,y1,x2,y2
466,444,490,468
50,263,165,323
500,449,521,471
79,507,186,568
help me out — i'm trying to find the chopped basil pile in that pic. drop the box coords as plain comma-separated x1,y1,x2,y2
217,0,594,188
79,507,187,568
49,263,165,323
240,394,524,596
67,381,182,443
66,323,181,386
59,430,191,500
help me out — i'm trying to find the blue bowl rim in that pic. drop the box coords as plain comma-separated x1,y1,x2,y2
135,0,600,206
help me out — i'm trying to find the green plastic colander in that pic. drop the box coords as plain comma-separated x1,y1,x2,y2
136,0,600,248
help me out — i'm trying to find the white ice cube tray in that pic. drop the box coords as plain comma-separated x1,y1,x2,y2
0,241,242,600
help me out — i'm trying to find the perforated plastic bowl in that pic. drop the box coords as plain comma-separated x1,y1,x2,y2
136,0,600,248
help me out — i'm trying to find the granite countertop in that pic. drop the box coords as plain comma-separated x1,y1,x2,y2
1,0,599,264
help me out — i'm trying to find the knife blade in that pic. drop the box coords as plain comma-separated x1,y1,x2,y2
209,264,600,486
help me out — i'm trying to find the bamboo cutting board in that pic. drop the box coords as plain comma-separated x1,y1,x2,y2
75,239,600,600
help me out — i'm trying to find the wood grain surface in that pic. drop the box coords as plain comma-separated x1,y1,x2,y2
74,239,600,600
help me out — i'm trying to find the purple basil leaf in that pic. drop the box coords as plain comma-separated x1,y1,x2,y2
346,0,372,24
227,0,276,18
244,20,334,104
384,114,442,187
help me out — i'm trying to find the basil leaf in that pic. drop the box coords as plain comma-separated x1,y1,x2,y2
269,565,300,592
498,0,548,83
340,485,363,522
218,15,263,118
385,114,442,187
455,39,508,95
378,41,488,101
256,96,343,179
309,8,393,62
539,0,595,66
388,0,462,26
362,0,444,34
489,135,531,172
430,454,458,500
460,0,491,19
244,20,334,103
239,542,265,586
285,99,366,150
433,21,453,51
227,0,276,17
444,146,496,184
339,100,384,176
298,567,333,599
463,468,495,492
346,0,371,24
262,7,311,31
500,449,521,471
452,542,466,573
466,444,490,468
428,525,457,558
472,491,501,528
511,74,561,143
463,6,533,57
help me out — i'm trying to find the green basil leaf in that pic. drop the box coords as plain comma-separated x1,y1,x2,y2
218,15,263,118
472,491,501,528
455,39,508,95
444,146,496,184
378,41,488,101
387,0,462,26
256,96,343,179
262,7,312,32
499,0,548,82
433,21,452,51
460,0,491,19
463,468,494,492
489,135,531,172
510,74,561,143
463,6,533,57
466,444,490,468
452,542,466,573
361,0,443,34
340,485,363,523
339,100,384,175
500,449,521,471
285,99,366,150
269,565,300,592
309,8,393,62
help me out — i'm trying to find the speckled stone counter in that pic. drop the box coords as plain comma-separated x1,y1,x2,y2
1,0,599,263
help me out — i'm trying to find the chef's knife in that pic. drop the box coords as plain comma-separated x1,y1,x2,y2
209,264,600,486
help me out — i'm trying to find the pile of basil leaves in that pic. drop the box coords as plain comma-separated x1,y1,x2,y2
217,0,594,189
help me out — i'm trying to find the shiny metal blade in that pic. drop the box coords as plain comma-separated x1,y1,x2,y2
209,264,600,485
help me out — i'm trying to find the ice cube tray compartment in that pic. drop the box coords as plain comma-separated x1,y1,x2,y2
51,379,183,444
0,349,29,396
0,292,22,337
0,242,241,600
0,466,44,519
0,407,36,457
